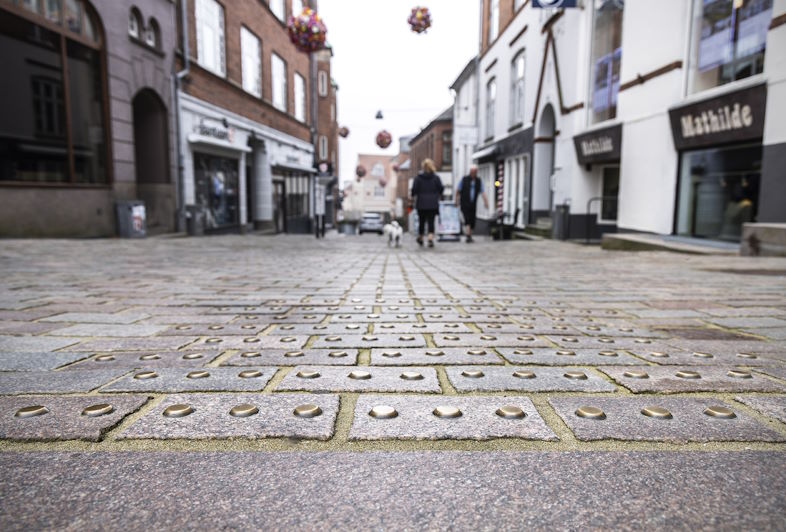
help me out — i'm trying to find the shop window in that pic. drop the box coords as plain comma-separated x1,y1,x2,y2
272,53,287,112
196,0,225,77
128,7,141,38
510,51,525,126
485,79,496,140
270,0,284,21
442,131,452,166
194,153,239,229
144,17,160,49
488,0,499,44
477,164,495,219
285,173,309,219
240,27,261,97
294,72,306,121
600,166,619,222
589,0,623,124
0,1,108,185
688,0,772,94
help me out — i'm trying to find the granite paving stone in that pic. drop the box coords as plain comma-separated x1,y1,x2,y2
62,350,223,370
0,395,148,441
445,366,617,392
328,313,418,323
545,335,674,351
0,321,65,335
100,366,276,392
39,312,151,324
142,314,237,325
664,339,786,357
477,322,582,335
349,395,557,441
370,347,505,365
630,348,785,366
267,314,328,324
432,333,552,348
118,393,338,440
752,366,786,381
734,395,786,424
0,336,79,352
0,351,90,371
221,348,359,366
708,317,786,329
549,397,785,442
63,337,198,351
276,365,440,393
421,313,515,323
0,370,127,394
497,347,644,366
158,323,270,336
47,324,169,337
267,323,369,335
370,322,477,334
310,333,427,349
600,366,786,393
189,334,309,350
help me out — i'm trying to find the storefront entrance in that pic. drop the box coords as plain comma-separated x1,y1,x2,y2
676,143,761,242
194,153,239,231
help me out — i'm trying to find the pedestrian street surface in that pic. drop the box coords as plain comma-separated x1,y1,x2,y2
1,233,785,529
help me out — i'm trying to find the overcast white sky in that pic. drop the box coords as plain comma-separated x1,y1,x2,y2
317,1,480,185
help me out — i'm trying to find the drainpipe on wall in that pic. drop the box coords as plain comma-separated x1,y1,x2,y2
173,0,191,233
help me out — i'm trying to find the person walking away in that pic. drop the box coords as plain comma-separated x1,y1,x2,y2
410,159,444,248
455,165,489,243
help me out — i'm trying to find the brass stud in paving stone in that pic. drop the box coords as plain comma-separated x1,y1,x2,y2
280,325,295,331
396,314,410,319
433,406,462,419
513,349,533,356
314,325,327,330
399,335,416,341
634,339,652,344
284,350,304,358
556,350,576,356
348,370,372,380
426,349,444,357
382,350,402,358
641,406,672,419
369,405,398,419
561,337,578,343
727,369,753,379
241,325,257,330
338,314,351,319
598,350,618,357
737,353,758,359
134,370,158,380
243,338,260,344
175,325,192,330
693,352,714,359
564,371,588,380
206,338,222,344
208,325,224,330
586,326,601,331
15,405,49,418
518,336,536,342
279,337,297,343
327,306,339,311
238,370,263,379
329,350,348,358
496,405,526,419
414,306,425,311
241,351,260,358
354,306,365,310
518,324,534,330
555,325,569,331
304,315,317,320
575,406,606,420
379,324,394,330
246,316,257,320
443,335,460,341
351,298,362,303
229,404,259,418
273,316,286,320
480,335,497,341
462,370,485,378
187,370,210,379
704,406,736,419
82,403,114,417
624,370,650,379
95,355,115,362
363,335,379,342
413,324,427,329
296,370,320,379
326,336,341,342
182,353,204,360
649,351,669,358
367,314,380,319
620,327,634,333
430,314,443,319
389,306,400,311
676,370,701,379
294,404,323,418
400,371,424,381
163,404,194,418
458,315,471,319
467,349,487,356
139,354,160,361
487,324,502,329
598,338,615,344
346,324,361,330
245,307,257,311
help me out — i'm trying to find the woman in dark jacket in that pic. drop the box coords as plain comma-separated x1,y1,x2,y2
410,159,444,247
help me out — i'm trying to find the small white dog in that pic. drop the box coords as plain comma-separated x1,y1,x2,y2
383,220,403,248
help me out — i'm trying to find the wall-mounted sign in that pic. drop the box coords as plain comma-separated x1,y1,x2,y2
669,83,766,151
573,124,622,165
196,123,233,142
533,0,578,8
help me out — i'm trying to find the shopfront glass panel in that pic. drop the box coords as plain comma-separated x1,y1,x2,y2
601,166,619,221
676,143,761,241
194,153,239,229
67,40,106,184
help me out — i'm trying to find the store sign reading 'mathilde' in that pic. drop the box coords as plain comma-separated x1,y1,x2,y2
669,84,766,150
573,124,622,165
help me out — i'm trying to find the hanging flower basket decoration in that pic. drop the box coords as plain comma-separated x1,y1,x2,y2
356,165,367,178
287,8,327,54
408,6,432,34
392,163,400,172
338,126,350,138
376,130,392,149
379,177,388,188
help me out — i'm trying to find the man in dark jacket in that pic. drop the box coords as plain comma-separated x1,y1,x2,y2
410,159,444,248
455,165,489,243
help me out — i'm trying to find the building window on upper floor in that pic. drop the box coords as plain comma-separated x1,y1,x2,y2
319,135,328,159
589,0,623,124
272,53,287,112
241,27,261,97
688,0,772,95
292,0,304,16
270,0,285,22
196,0,225,77
485,78,496,140
442,131,452,166
144,17,160,49
489,0,499,44
294,72,306,121
510,51,525,126
318,70,328,97
128,7,141,38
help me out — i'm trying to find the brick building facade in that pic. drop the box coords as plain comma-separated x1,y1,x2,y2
408,106,454,195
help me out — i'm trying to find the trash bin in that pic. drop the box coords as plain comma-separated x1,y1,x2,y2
115,201,146,238
185,205,206,236
551,204,570,241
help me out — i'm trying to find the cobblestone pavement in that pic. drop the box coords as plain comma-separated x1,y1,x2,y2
1,234,786,529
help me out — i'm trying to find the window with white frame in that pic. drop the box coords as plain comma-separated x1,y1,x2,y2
510,51,525,126
319,135,328,159
241,27,261,97
128,8,141,38
488,0,499,44
145,18,160,49
318,70,328,97
196,0,225,77
485,79,496,140
589,0,623,124
294,72,306,121
270,0,285,21
292,0,304,15
271,53,287,112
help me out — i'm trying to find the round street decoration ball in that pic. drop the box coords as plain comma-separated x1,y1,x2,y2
376,130,392,149
287,7,327,54
408,6,432,34
338,126,350,138
392,163,400,172
356,165,367,178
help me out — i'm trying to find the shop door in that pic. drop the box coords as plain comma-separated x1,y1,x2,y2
194,153,239,231
273,180,286,233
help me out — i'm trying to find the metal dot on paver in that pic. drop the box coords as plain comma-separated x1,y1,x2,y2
693,352,714,359
676,370,701,379
296,370,320,379
246,316,257,320
348,370,372,380
280,325,295,331
95,355,115,362
561,337,578,343
443,335,460,341
413,324,427,329
458,314,471,319
624,370,649,379
325,336,341,342
280,337,298,343
396,314,410,319
462,370,484,378
346,324,361,330
564,371,588,380
187,370,210,379
496,405,526,419
241,351,260,358
82,404,114,417
369,405,398,419
649,351,669,358
285,350,305,358
206,338,222,344
513,370,536,379
182,353,204,360
467,349,487,356
338,315,351,319
14,405,49,418
704,406,736,419
329,350,348,358
634,339,652,344
304,315,317,320
163,404,194,418
518,336,536,342
400,371,424,381
575,406,606,420
480,335,496,341
294,404,323,418
727,369,753,379
389,306,400,310
366,314,380,319
134,370,158,380
641,406,673,419
363,335,379,342
139,354,160,361
513,349,533,355
426,349,444,357
351,298,362,303
208,325,224,331
586,326,601,331
399,335,416,341
430,314,443,319
314,325,328,331
382,350,402,358
487,324,502,329
598,338,615,344
555,325,569,331
433,406,462,419
598,350,618,357
737,353,758,359
175,325,192,330
244,338,261,344
273,316,287,320
556,350,576,356
238,370,263,379
379,324,394,330
229,404,259,418
518,324,534,330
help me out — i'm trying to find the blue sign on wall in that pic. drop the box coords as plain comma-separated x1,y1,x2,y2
532,0,578,7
